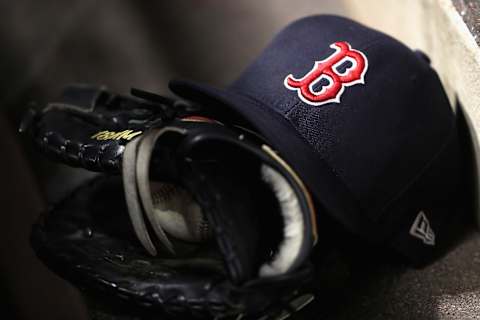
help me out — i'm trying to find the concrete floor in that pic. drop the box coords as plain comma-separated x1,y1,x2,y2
301,230,480,320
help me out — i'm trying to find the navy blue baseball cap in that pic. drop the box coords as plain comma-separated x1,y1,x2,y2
169,15,461,264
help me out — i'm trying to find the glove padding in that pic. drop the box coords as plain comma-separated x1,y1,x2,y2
27,88,319,319
32,176,315,319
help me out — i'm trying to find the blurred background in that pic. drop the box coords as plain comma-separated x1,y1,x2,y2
1,1,480,319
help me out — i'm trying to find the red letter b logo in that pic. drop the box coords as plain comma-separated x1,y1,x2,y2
284,41,368,106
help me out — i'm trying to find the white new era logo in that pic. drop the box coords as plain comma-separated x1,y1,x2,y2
409,211,435,246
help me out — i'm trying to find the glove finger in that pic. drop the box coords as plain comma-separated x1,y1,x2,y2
21,85,181,172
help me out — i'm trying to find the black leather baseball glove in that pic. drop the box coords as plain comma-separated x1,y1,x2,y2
25,85,318,319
